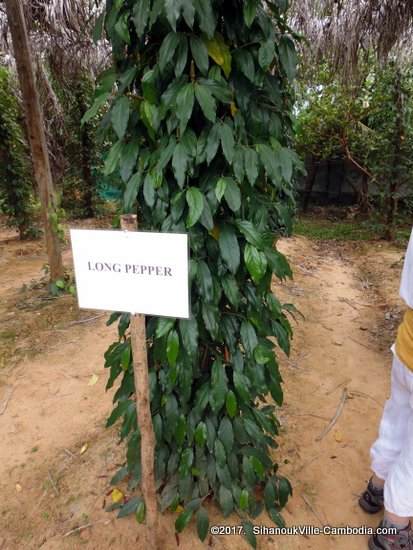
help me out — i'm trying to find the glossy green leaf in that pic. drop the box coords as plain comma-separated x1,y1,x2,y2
176,83,195,134
175,509,193,533
196,507,209,541
225,390,238,418
159,32,181,72
243,0,258,27
219,122,235,164
244,244,268,283
224,178,241,212
167,330,179,367
240,321,258,355
186,187,204,227
195,83,216,122
190,36,209,74
132,0,150,37
218,417,234,453
218,485,234,517
219,225,240,274
279,36,298,81
258,40,275,70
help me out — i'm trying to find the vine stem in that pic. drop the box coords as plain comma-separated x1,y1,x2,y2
120,214,160,550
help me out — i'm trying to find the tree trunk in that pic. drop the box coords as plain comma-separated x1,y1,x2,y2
5,0,63,280
120,214,160,550
385,69,403,241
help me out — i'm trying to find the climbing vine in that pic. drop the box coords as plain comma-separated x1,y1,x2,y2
89,0,301,546
0,67,36,239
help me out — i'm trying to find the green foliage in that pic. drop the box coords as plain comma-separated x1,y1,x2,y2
295,62,413,225
0,67,36,238
94,0,300,544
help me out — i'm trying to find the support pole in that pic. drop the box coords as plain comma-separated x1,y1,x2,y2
120,214,159,549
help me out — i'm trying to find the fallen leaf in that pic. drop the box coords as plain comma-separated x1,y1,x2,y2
175,505,184,514
80,443,88,455
15,483,22,493
88,374,99,386
334,430,343,443
111,488,124,504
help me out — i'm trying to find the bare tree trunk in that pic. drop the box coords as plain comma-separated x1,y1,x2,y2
5,0,63,280
385,69,403,241
120,214,160,550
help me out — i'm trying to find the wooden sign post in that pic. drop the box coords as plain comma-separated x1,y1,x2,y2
120,214,159,549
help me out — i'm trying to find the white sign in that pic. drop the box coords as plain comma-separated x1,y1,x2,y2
70,229,190,318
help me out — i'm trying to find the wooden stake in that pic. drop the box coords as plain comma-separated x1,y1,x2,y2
120,214,159,549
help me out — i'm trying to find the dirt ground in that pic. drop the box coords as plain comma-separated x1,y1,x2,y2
0,221,408,550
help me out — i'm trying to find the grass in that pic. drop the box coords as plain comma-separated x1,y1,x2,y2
294,216,411,244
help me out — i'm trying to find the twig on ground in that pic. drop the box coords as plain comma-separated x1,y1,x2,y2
301,494,326,527
349,337,375,352
338,297,359,310
287,412,330,421
325,379,351,396
67,313,106,327
349,390,383,407
0,386,14,415
62,519,109,538
63,448,75,458
316,388,348,441
48,470,59,496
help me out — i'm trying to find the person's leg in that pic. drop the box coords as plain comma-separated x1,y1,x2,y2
360,355,411,514
368,357,413,549
370,354,412,482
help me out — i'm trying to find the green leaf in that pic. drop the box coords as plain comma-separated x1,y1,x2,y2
142,70,158,104
205,33,232,77
224,178,241,212
239,489,249,511
190,36,209,74
235,50,255,81
120,140,139,182
194,422,207,447
278,477,292,507
222,276,240,308
244,244,268,283
165,0,180,31
218,417,234,453
242,521,257,549
244,149,259,185
258,40,275,70
81,91,109,125
196,507,209,542
175,34,189,77
111,97,130,140
123,172,142,212
215,178,227,202
159,32,180,72
194,0,216,38
243,0,258,27
176,415,187,446
179,318,198,358
206,123,220,164
132,0,150,37
156,318,175,339
279,36,298,81
218,485,234,517
135,500,146,524
219,123,235,164
172,143,189,188
210,359,227,413
197,261,213,301
237,220,263,247
195,84,216,122
118,496,143,518
264,479,276,511
240,321,258,355
186,187,204,227
115,12,130,44
103,140,123,176
176,83,195,134
202,303,219,338
219,225,240,274
268,507,285,528
175,509,193,533
143,173,156,207
167,330,179,367
225,390,238,418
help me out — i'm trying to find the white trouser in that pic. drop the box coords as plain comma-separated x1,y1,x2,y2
370,351,413,517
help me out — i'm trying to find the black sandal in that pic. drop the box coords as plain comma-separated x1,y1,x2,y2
359,478,384,514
